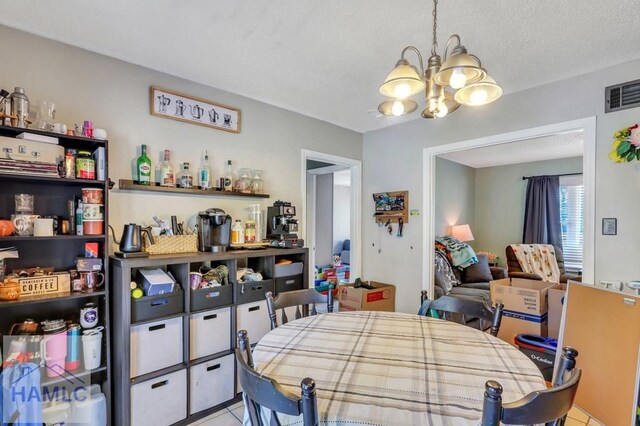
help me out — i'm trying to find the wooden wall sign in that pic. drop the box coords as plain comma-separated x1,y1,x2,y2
150,86,241,133
372,191,409,224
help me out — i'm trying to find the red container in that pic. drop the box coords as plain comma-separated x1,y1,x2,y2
83,220,104,235
82,188,104,204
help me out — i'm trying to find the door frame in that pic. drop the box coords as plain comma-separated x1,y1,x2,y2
422,117,597,298
301,149,362,284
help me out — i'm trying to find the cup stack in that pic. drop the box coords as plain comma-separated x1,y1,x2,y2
81,188,104,235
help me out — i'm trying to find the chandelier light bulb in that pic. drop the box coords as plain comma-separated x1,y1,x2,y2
435,101,449,118
449,67,467,89
391,100,405,116
394,83,412,99
470,88,489,105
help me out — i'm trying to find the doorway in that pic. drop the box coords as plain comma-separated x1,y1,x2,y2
422,117,596,298
301,150,362,286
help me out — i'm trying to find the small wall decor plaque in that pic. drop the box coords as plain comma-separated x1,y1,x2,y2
150,86,241,133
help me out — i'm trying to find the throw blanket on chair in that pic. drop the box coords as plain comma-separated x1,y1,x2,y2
510,243,560,282
434,248,461,293
435,236,478,268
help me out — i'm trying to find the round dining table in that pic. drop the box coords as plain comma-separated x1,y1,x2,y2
249,311,546,426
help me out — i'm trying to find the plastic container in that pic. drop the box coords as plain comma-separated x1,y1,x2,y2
82,188,104,204
245,220,256,243
231,220,244,244
514,334,557,381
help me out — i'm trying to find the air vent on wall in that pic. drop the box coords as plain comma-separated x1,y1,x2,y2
605,78,640,113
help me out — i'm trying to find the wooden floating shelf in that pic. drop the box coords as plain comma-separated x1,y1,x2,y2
118,179,270,198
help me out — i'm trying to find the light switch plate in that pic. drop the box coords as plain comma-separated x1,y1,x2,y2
602,218,617,235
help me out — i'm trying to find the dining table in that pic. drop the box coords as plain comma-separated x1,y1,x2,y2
247,310,547,425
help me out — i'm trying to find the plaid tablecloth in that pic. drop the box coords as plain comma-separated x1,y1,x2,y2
250,311,546,425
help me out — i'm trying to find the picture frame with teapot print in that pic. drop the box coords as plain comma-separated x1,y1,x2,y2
150,86,241,133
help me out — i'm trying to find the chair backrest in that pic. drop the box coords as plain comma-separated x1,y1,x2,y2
506,245,567,275
235,330,319,426
425,295,504,336
266,286,334,329
481,347,581,426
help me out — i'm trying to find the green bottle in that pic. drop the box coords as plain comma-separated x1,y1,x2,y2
137,144,152,185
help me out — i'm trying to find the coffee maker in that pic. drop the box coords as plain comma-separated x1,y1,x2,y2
266,201,303,246
197,208,232,252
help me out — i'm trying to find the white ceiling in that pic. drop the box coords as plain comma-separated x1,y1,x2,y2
439,131,584,168
1,1,639,133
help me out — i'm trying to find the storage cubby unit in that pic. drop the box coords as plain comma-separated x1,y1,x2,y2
110,248,308,425
0,124,112,424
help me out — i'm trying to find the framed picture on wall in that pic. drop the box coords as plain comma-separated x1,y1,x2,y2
150,86,241,133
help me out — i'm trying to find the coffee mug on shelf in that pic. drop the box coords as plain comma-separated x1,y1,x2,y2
34,218,54,237
80,271,104,292
11,214,39,236
51,123,67,134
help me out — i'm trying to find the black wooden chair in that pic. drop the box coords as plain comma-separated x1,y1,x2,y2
236,330,319,426
266,285,334,329
420,292,504,336
481,347,581,426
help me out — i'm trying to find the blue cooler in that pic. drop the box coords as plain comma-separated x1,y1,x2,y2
514,334,557,381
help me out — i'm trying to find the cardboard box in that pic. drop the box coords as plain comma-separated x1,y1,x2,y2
19,273,71,298
338,281,395,312
547,283,567,339
490,278,558,344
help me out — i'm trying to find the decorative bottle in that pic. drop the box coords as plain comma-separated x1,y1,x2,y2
198,151,212,190
159,149,175,187
223,160,234,192
179,162,193,189
136,144,152,185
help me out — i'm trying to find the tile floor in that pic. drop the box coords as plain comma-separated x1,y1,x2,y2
190,402,602,426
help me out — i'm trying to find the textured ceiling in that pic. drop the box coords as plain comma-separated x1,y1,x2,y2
1,1,639,133
439,131,584,168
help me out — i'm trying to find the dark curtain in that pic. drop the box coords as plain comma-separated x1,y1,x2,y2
522,176,562,247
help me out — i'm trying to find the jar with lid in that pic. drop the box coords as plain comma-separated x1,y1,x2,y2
251,170,263,194
76,150,95,180
244,220,256,243
238,168,252,194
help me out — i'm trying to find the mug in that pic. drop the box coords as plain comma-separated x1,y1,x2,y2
51,123,67,134
80,271,104,292
41,329,68,377
34,218,54,237
11,214,39,236
189,272,203,290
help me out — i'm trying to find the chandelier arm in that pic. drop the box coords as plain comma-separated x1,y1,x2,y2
442,34,461,61
469,54,482,67
400,45,425,76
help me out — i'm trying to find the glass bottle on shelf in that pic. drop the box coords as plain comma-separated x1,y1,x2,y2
251,170,263,194
159,149,175,187
198,150,212,190
238,168,252,194
223,160,234,192
179,162,193,189
136,144,152,185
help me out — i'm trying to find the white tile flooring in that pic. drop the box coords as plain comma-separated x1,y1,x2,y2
188,402,601,426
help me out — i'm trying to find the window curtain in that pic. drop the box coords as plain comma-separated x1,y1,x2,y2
522,176,562,248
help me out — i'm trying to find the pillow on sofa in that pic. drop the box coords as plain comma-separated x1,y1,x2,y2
464,255,493,283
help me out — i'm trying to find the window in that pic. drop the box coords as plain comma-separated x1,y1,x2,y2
559,175,584,272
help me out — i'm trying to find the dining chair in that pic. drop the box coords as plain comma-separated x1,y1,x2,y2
266,285,334,329
481,347,581,426
420,293,504,336
236,330,319,426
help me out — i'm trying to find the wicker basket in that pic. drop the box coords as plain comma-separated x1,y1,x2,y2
143,235,198,255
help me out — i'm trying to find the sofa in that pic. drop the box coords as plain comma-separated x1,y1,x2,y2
334,239,350,265
434,253,507,305
505,245,581,283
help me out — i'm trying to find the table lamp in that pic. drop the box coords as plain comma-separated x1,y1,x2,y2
451,224,474,242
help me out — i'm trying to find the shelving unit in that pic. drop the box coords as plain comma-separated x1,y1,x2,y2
0,125,112,424
118,179,270,199
111,248,308,426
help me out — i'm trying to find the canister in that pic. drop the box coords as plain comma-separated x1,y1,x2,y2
66,323,81,371
76,151,95,180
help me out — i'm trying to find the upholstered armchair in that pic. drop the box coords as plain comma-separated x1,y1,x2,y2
505,245,582,283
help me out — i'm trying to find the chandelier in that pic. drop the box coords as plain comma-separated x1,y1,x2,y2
378,0,502,118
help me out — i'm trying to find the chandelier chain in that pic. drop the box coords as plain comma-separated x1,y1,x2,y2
431,0,438,55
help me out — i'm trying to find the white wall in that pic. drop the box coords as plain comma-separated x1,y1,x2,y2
333,184,351,254
315,173,334,266
363,58,640,314
434,157,476,238
0,26,362,250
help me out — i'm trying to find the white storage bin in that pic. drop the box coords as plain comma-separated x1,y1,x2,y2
236,300,271,343
130,317,183,378
189,354,235,414
131,369,187,426
190,307,231,360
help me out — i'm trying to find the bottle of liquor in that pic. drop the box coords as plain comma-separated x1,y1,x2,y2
179,162,193,189
223,160,233,192
136,144,152,185
159,149,175,187
198,151,212,190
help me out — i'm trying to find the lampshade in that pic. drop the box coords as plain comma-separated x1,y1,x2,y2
454,73,503,106
451,224,474,241
379,59,425,99
434,51,485,89
378,99,418,116
421,92,460,119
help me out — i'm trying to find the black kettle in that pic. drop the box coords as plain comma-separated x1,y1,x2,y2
108,223,154,253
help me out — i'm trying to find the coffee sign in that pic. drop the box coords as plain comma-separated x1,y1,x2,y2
19,273,71,297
